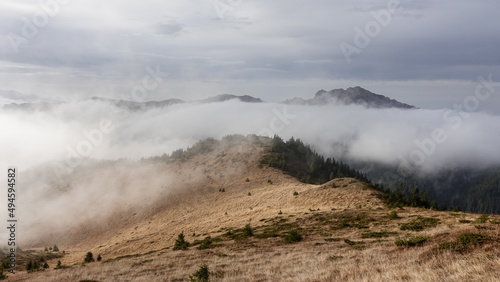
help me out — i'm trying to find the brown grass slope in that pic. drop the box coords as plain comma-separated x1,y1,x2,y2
6,137,500,281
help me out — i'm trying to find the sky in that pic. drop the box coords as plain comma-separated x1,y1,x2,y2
1,0,500,112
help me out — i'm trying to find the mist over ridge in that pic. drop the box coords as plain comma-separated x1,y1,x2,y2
0,86,499,177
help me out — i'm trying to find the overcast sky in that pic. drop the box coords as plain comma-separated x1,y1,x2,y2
1,0,499,112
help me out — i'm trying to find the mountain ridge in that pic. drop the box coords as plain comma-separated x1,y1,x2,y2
283,86,416,109
2,87,415,111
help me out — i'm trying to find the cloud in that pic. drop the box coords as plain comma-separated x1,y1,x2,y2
0,0,499,107
156,22,183,36
1,100,499,175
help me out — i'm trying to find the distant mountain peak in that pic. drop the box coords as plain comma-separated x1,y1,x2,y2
286,87,416,109
200,94,263,103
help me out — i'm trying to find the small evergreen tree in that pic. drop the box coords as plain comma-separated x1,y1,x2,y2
26,261,33,272
84,252,95,263
243,224,253,237
421,192,430,209
189,264,209,282
441,203,448,211
43,262,49,269
430,200,439,211
173,232,190,250
44,247,48,252
395,183,406,205
97,254,102,262
32,262,40,271
53,245,59,252
55,260,62,269
409,187,421,207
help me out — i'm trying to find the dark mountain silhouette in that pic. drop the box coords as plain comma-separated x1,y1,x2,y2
283,86,416,109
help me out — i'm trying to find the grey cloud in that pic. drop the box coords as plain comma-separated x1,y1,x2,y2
156,22,183,36
0,0,499,109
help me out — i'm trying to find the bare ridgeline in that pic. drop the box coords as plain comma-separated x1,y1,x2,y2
4,135,500,281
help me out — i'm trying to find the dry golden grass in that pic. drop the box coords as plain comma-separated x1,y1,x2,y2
6,139,500,281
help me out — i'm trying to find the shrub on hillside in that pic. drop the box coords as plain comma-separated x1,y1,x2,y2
285,230,303,243
197,236,213,250
243,224,253,237
388,211,400,220
439,233,490,252
400,217,439,231
395,236,429,247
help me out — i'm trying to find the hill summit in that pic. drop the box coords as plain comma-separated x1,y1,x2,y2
284,86,416,109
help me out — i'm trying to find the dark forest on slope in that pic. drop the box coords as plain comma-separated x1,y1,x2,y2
359,164,500,215
259,136,370,184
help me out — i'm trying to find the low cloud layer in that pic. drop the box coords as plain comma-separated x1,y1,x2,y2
1,100,499,174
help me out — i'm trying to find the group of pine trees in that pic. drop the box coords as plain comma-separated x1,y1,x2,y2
261,136,369,184
372,183,435,209
43,245,59,252
464,171,500,214
84,252,102,263
26,258,49,273
374,166,500,214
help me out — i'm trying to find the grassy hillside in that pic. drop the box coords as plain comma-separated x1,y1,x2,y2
4,136,500,281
